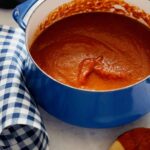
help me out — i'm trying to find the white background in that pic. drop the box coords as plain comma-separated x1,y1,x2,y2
0,8,150,150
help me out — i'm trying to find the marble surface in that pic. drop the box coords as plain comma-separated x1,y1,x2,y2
0,8,150,150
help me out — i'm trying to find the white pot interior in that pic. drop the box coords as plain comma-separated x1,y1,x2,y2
26,0,71,48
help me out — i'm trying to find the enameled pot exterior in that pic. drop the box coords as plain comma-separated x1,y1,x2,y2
13,0,150,128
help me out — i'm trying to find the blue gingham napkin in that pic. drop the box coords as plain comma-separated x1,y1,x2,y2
0,25,49,149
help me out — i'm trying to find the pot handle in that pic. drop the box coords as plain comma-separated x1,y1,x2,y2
13,0,45,30
147,77,150,84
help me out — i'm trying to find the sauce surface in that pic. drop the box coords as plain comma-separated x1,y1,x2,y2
30,12,150,90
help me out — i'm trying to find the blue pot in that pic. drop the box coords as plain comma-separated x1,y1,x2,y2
13,0,150,128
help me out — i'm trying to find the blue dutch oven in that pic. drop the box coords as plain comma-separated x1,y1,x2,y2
13,0,150,128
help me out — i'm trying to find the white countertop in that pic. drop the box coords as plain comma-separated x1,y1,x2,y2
0,8,150,150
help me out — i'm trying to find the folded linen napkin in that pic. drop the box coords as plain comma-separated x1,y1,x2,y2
0,25,49,150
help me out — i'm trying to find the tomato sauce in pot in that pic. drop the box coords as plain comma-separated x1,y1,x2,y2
30,12,150,90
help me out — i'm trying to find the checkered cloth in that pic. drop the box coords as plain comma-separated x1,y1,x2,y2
0,25,49,150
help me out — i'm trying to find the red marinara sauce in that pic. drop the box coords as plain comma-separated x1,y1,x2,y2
30,12,150,91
